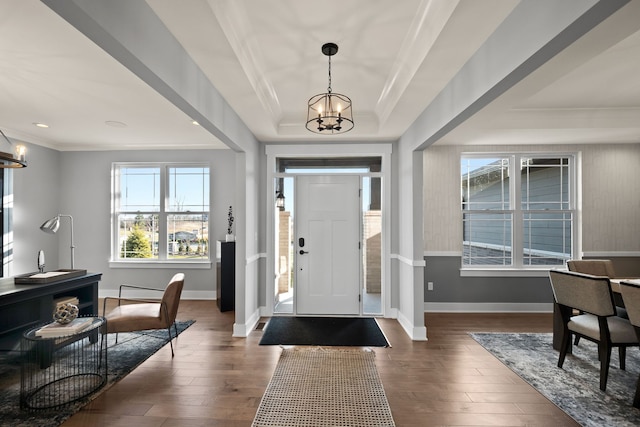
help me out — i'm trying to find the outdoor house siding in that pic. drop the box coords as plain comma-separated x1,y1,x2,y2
462,162,568,260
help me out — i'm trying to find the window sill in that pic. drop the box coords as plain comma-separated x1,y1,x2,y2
460,268,557,278
109,260,212,269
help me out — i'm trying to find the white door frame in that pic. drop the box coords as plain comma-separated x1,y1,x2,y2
265,144,393,318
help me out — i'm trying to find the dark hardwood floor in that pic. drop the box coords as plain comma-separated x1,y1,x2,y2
61,302,578,426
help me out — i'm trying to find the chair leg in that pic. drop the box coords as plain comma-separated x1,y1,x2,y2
166,325,175,357
634,375,640,408
558,329,571,368
599,343,612,391
619,346,626,370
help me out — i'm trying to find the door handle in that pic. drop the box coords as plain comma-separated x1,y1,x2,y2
299,250,309,255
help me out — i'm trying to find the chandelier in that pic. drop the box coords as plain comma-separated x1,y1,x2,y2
0,129,27,168
306,43,354,134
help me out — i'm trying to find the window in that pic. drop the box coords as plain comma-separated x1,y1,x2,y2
461,155,573,268
112,163,210,262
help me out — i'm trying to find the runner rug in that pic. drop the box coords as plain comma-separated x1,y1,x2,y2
252,347,395,427
471,332,640,427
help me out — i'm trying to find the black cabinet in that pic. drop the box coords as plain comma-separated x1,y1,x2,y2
0,273,102,351
216,242,235,312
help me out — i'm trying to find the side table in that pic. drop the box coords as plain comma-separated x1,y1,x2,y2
20,316,107,411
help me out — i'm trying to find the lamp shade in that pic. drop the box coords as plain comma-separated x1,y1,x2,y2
40,216,61,234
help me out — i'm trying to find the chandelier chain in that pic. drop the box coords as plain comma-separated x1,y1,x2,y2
327,55,332,93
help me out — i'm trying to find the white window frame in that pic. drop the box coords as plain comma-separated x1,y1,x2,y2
109,162,212,269
461,153,576,273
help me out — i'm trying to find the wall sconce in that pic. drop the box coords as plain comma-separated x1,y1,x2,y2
40,214,75,269
276,191,285,211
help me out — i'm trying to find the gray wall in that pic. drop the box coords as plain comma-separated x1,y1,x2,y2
425,256,552,303
12,144,236,296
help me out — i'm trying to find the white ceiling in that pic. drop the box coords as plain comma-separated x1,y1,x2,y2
1,0,640,152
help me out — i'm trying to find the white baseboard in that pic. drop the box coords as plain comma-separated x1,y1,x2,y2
424,302,553,313
397,310,428,341
233,308,261,337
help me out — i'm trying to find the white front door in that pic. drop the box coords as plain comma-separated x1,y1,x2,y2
296,175,360,315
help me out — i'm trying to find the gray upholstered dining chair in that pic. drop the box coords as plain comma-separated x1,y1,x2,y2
567,259,617,277
549,269,638,391
567,259,628,345
102,273,185,357
618,280,640,408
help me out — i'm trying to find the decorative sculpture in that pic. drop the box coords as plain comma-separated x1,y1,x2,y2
53,303,79,324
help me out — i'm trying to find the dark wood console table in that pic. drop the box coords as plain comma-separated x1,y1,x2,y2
0,272,102,351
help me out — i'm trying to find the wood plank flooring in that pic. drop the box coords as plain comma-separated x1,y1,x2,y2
61,303,579,426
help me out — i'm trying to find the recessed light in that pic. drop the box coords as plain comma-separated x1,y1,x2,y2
191,120,200,126
33,122,49,128
105,121,127,128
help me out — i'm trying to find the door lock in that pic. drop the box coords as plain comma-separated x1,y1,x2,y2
299,250,309,255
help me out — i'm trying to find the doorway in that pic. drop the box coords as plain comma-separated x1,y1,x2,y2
272,156,383,316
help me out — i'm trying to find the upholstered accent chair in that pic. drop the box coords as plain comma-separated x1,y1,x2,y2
549,269,638,391
103,273,185,356
618,280,640,407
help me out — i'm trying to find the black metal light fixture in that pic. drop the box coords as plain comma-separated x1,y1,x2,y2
306,43,354,134
276,191,285,211
0,129,27,168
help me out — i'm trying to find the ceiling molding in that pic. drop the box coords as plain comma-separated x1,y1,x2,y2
208,0,282,128
375,0,459,125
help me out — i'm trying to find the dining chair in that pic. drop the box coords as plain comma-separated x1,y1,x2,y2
566,259,627,345
549,269,638,391
102,273,185,356
567,259,617,277
618,280,640,408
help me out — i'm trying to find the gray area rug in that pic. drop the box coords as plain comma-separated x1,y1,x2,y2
471,332,640,427
252,347,395,427
0,320,194,427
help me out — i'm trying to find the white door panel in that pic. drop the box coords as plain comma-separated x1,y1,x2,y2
296,175,360,315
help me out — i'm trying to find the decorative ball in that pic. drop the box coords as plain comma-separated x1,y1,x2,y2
53,303,79,324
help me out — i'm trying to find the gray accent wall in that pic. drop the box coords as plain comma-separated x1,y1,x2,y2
424,256,553,304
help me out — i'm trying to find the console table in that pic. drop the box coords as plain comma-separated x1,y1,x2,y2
0,272,102,351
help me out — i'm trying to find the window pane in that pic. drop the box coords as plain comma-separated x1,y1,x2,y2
523,212,572,266
120,167,160,211
463,213,512,265
167,167,209,212
521,158,569,210
167,214,209,259
118,214,158,259
274,176,294,314
461,158,509,210
363,176,382,315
